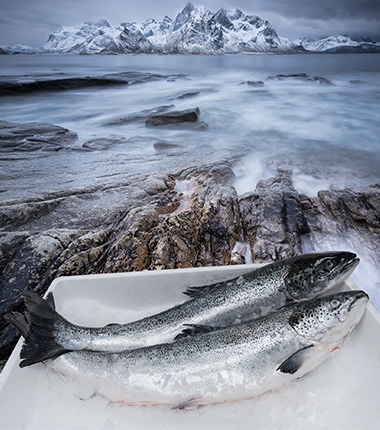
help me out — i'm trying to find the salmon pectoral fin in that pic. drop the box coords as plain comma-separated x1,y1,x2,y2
277,345,314,374
170,398,203,410
174,324,216,340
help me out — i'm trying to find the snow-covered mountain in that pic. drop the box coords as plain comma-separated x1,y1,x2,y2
0,44,46,54
43,19,157,54
135,3,295,53
295,35,380,53
1,3,379,55
2,3,299,55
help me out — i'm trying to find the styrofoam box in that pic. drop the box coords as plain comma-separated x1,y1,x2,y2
0,264,380,430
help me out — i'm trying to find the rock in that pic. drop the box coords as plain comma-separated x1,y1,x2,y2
153,141,183,151
247,81,264,87
0,76,128,96
239,168,309,262
80,135,176,151
239,169,380,267
0,121,78,152
151,121,209,131
81,136,128,150
103,164,241,271
0,199,64,231
300,188,380,268
145,107,201,127
349,80,366,85
266,73,334,85
104,105,174,125
176,91,200,99
0,72,186,96
55,230,110,276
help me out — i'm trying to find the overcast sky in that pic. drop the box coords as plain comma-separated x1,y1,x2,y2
1,0,379,46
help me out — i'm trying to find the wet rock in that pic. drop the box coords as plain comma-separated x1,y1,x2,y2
152,121,209,131
104,105,174,125
239,168,309,262
146,107,201,127
0,121,78,152
103,164,241,271
0,76,128,96
300,187,380,268
239,169,380,265
176,91,200,99
266,73,333,85
55,230,110,276
0,72,186,96
0,198,63,230
247,81,264,87
82,136,128,150
81,135,173,151
153,141,183,151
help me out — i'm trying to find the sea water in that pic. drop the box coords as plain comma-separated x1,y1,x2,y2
1,53,380,308
1,54,379,200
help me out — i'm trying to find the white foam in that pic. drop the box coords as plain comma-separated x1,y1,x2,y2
233,157,273,196
292,173,331,197
174,177,198,213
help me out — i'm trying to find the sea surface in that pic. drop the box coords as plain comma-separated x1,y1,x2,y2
1,54,380,198
1,53,380,307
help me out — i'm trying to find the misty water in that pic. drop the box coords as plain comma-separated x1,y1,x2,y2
1,53,380,307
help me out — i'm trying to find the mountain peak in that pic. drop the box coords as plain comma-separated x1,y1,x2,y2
83,19,111,28
172,2,196,31
184,2,195,12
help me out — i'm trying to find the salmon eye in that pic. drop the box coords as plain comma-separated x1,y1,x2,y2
324,260,334,270
330,299,340,308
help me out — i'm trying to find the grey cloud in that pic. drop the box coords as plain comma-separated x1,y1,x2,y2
230,0,380,20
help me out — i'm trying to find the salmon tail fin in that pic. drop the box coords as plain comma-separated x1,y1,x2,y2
6,290,71,368
45,291,56,310
4,311,30,338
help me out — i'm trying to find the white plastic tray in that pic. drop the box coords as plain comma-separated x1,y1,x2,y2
0,264,380,430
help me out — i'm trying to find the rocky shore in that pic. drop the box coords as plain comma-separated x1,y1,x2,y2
1,122,380,365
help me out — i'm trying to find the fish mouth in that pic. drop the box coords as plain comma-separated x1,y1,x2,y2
348,290,369,311
341,290,369,326
333,253,360,284
342,255,360,273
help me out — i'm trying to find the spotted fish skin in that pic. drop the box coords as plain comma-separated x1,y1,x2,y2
36,290,368,406
17,252,359,355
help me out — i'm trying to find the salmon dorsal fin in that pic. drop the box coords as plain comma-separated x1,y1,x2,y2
183,281,225,298
277,345,314,374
